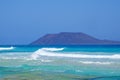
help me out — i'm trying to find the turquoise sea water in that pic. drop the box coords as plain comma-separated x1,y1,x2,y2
0,45,120,80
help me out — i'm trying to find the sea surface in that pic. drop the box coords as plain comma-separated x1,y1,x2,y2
0,45,120,80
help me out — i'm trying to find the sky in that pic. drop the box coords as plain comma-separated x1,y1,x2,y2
0,0,120,45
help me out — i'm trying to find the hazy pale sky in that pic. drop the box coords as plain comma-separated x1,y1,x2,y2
0,0,120,45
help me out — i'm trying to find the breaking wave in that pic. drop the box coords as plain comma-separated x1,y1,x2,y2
30,48,64,60
0,46,14,51
30,48,120,60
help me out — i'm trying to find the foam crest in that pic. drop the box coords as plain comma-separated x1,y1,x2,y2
30,48,64,60
31,48,120,60
0,46,14,51
79,61,112,65
30,49,48,60
42,48,64,51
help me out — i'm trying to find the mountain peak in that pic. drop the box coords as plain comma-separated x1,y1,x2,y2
31,32,120,45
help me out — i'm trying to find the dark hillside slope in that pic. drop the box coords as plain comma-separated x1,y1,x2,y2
31,32,120,45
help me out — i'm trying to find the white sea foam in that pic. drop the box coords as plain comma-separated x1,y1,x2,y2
0,46,14,51
30,48,120,60
0,56,24,60
0,52,31,60
79,61,112,65
40,59,53,62
30,48,64,60
42,48,64,51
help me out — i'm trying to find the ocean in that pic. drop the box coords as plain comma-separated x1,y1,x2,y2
0,45,120,80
